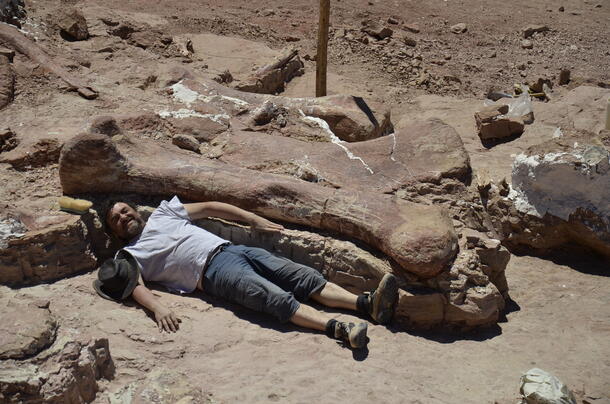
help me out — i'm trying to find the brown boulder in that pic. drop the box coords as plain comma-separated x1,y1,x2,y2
475,104,524,140
59,133,458,278
489,131,610,260
0,300,57,360
58,9,89,41
0,215,97,286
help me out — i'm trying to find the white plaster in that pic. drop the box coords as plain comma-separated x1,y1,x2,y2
0,218,26,249
170,81,249,109
158,109,230,125
169,82,200,106
299,110,374,175
509,148,610,226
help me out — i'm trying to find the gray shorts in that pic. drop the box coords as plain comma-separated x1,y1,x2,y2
202,244,327,323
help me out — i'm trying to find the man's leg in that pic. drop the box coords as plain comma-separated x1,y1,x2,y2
290,303,368,349
289,303,332,331
310,282,357,311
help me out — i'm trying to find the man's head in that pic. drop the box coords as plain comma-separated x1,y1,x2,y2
105,201,145,241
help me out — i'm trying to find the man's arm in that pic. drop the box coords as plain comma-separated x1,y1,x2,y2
131,281,181,333
184,201,284,232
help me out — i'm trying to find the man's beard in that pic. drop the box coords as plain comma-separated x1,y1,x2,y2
124,218,144,239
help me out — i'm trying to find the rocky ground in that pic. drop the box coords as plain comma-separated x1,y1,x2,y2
1,0,609,403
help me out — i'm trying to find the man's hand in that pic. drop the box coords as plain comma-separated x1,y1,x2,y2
250,216,284,232
154,306,181,333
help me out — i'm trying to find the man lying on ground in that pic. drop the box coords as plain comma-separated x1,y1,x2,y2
93,196,399,349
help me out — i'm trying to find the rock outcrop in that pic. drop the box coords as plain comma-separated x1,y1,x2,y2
59,133,458,278
0,214,97,286
0,297,115,403
487,130,610,260
164,78,393,142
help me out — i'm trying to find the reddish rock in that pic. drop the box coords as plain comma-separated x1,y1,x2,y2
0,300,57,360
0,215,96,286
58,9,89,41
214,119,471,192
475,104,524,140
172,134,200,153
361,20,393,39
59,133,459,278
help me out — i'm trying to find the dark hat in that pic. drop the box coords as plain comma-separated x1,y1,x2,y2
93,250,140,302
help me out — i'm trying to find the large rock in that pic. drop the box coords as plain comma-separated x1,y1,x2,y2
166,78,393,142
58,9,89,41
0,214,97,286
59,133,458,278
0,300,57,360
208,118,470,191
0,326,114,403
475,104,524,140
488,130,610,259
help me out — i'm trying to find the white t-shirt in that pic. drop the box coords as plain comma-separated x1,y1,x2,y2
121,196,228,293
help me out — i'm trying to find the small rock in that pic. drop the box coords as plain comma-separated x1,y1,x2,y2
558,68,571,85
387,17,399,25
403,23,420,33
0,127,19,153
559,6,565,12
58,9,89,41
212,69,233,84
361,20,393,40
450,23,467,34
522,24,549,38
172,134,200,153
284,35,300,42
403,36,417,47
521,39,533,49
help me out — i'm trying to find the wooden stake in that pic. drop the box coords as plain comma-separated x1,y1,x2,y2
316,0,330,97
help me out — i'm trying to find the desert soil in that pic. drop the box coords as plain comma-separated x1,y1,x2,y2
1,0,609,403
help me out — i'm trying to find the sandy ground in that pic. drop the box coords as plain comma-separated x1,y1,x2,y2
1,0,610,402
4,253,606,403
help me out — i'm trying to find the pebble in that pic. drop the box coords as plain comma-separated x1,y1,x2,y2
450,23,467,34
403,36,417,47
521,39,534,49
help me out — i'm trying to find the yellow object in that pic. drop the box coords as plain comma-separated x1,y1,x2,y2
59,196,92,215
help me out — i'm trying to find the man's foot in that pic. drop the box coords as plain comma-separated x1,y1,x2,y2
362,273,398,324
334,321,368,349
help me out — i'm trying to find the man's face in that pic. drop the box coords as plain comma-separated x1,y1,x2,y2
107,202,145,240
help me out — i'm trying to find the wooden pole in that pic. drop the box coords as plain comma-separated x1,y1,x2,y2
316,0,330,97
